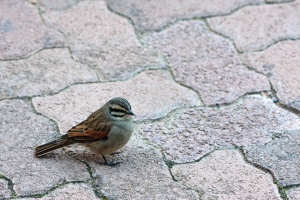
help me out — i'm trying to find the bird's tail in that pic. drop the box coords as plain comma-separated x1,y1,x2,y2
35,138,76,157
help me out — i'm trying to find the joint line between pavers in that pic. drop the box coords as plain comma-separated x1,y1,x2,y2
237,147,289,200
17,181,88,199
0,174,17,199
64,151,107,199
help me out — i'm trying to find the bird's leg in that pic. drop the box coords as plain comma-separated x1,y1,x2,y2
96,155,121,167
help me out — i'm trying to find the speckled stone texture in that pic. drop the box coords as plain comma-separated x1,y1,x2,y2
0,0,65,60
19,183,99,200
287,187,300,200
40,0,164,81
0,48,98,99
244,130,300,186
142,21,269,105
32,70,201,133
140,95,300,163
0,179,11,199
240,40,300,112
0,100,90,196
207,1,300,52
70,133,199,200
266,0,294,2
2,0,300,198
37,0,80,11
108,0,263,31
172,150,281,199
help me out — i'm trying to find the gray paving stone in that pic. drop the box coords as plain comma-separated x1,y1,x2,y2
0,179,11,199
240,40,300,112
41,0,164,81
287,187,300,200
207,1,300,52
172,150,281,199
37,0,80,11
108,0,263,31
32,70,201,133
0,48,98,99
140,95,300,163
266,0,293,2
142,21,269,105
0,0,65,60
244,130,300,186
0,100,90,196
70,133,199,200
20,183,99,200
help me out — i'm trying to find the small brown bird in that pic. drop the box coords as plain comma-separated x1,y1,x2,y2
35,97,135,166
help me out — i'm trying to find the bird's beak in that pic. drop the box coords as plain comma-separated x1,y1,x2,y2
128,110,135,116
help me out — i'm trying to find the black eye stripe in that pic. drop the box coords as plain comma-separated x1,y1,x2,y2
109,107,127,113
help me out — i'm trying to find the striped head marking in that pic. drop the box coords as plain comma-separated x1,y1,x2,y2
108,97,134,118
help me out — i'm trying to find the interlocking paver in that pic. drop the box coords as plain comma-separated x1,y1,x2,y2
0,0,65,60
245,130,300,186
19,183,99,200
142,21,269,105
287,187,300,200
241,40,300,111
0,179,11,199
1,0,299,198
0,48,98,99
70,133,198,199
172,150,281,199
207,1,300,52
37,0,80,11
108,0,263,31
40,0,164,81
266,0,294,3
141,95,300,163
32,70,201,133
0,100,90,196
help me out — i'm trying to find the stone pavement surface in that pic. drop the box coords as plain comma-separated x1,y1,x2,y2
0,0,300,199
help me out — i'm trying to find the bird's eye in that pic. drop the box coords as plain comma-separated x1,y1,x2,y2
109,107,126,117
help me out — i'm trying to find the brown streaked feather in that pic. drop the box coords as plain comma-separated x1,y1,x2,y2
35,106,113,157
67,130,108,139
66,119,112,141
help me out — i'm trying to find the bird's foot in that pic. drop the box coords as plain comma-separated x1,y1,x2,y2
97,155,122,167
96,161,122,167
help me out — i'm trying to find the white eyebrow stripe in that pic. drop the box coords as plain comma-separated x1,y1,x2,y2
110,111,125,117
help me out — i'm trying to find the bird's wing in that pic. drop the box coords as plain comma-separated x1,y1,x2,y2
65,121,112,142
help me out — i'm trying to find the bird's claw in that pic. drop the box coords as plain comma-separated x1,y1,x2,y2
96,161,122,167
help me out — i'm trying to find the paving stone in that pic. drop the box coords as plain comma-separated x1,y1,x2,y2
287,187,300,200
207,1,300,52
266,0,293,2
20,183,99,200
172,150,281,199
140,95,300,163
41,1,164,81
0,100,90,196
37,0,80,11
0,48,98,99
240,40,300,112
142,21,269,105
0,0,65,60
108,0,263,31
70,132,199,200
32,70,201,133
0,179,11,199
244,130,300,186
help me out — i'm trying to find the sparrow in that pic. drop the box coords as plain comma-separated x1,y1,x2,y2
35,97,135,166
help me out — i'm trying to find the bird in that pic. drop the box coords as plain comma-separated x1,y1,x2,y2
35,97,135,166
